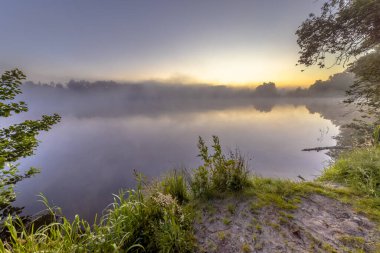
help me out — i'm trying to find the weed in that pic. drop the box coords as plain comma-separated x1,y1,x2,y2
321,242,338,253
250,217,258,225
268,222,280,230
241,242,251,252
279,211,294,220
204,204,217,215
255,224,262,232
227,203,236,215
319,147,380,197
338,235,366,250
254,241,263,250
161,169,189,204
217,231,226,241
191,136,250,198
222,217,231,226
1,177,195,253
279,217,289,225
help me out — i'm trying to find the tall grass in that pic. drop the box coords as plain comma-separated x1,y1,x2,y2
161,170,189,205
1,177,195,252
319,147,380,197
191,136,250,198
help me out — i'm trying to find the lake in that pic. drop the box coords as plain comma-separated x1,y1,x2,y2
9,86,348,220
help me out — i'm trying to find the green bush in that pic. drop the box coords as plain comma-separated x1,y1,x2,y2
319,147,380,197
191,136,250,198
191,164,211,198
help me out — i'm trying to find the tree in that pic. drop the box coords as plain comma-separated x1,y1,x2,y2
0,69,61,218
345,47,380,117
296,0,380,68
296,0,380,144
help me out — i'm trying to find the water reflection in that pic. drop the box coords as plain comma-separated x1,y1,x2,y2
13,102,339,220
4,83,354,220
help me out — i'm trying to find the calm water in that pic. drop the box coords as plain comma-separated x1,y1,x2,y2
10,93,343,220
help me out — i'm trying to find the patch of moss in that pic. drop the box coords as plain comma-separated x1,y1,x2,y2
217,231,226,241
321,242,338,253
255,224,262,232
241,176,380,227
268,222,281,231
204,204,217,215
241,242,251,252
254,241,263,250
338,235,366,250
227,203,236,215
222,217,232,226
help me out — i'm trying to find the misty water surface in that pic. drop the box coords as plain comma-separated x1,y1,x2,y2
7,84,345,220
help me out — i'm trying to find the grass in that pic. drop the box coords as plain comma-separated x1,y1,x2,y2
2,138,380,252
255,224,262,232
217,231,226,241
338,235,366,250
222,217,231,226
319,147,380,197
227,203,236,215
241,242,251,252
161,169,189,204
191,136,250,198
1,177,195,253
203,204,217,215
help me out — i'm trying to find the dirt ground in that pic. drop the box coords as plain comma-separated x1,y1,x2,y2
194,194,380,253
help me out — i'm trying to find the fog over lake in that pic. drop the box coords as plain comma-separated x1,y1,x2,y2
7,82,351,220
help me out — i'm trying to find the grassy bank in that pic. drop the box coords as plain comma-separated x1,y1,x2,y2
1,138,380,252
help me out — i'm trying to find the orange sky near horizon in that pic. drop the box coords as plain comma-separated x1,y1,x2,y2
106,58,346,88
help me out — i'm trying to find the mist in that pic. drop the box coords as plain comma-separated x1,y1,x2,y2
17,71,354,119
7,74,355,220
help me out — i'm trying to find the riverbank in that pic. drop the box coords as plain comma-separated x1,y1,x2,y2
191,146,380,252
193,179,380,252
1,143,379,252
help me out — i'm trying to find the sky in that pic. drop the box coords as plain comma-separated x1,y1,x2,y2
0,0,345,87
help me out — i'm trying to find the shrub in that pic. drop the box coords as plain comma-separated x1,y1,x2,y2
191,164,211,198
191,136,250,198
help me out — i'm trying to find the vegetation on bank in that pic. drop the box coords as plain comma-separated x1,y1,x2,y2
320,147,380,197
1,177,195,253
0,136,249,252
1,136,380,252
0,69,60,219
